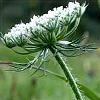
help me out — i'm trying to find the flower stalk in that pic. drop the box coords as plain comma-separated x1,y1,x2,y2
49,46,83,100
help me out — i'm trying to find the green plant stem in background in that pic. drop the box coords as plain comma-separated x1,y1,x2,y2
49,46,83,100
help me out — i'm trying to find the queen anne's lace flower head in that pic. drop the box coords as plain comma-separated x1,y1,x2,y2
1,1,87,50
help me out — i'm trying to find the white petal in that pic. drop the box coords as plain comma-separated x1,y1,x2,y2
58,41,71,45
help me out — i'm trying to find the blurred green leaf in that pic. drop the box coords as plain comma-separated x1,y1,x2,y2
77,83,100,100
43,68,100,100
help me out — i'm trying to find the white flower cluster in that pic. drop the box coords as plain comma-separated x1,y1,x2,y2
3,1,87,48
4,23,28,47
27,2,86,33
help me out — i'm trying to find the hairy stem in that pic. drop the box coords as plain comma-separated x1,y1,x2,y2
49,46,83,100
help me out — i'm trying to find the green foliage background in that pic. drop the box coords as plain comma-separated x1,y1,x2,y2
0,0,100,100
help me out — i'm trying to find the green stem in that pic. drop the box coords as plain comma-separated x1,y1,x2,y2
49,46,83,100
